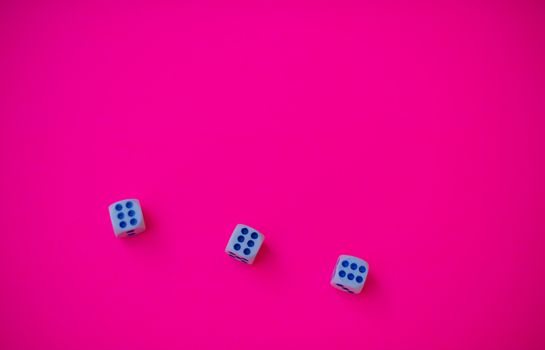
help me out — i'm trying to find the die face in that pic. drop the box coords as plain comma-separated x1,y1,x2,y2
225,224,264,264
331,255,368,294
108,199,146,238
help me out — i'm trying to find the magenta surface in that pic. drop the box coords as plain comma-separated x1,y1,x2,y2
1,1,545,349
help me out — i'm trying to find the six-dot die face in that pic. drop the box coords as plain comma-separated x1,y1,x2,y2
108,199,146,238
331,255,368,294
225,224,265,264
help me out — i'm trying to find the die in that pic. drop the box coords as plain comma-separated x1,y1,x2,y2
331,255,368,294
225,224,265,264
108,199,146,238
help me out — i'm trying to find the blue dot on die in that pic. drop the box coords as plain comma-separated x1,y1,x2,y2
339,270,346,278
341,260,349,267
356,276,364,283
234,243,241,251
251,232,258,239
125,201,133,208
347,273,355,280
350,263,357,270
237,235,245,243
241,228,249,234
247,240,255,247
119,221,127,228
128,210,136,217
130,218,138,226
115,204,123,211
117,212,124,219
243,248,251,255
359,266,367,273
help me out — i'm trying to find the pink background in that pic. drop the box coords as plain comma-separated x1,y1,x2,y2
1,1,545,349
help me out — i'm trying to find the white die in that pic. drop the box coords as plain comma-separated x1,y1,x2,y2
330,255,369,294
108,199,146,238
225,224,265,264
